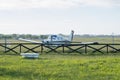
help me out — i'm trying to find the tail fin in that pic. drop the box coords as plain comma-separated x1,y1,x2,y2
69,30,74,41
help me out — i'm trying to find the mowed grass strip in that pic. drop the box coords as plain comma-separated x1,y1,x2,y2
0,54,120,80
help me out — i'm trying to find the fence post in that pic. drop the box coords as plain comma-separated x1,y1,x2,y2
20,44,22,53
85,44,87,54
4,36,7,53
41,44,43,53
106,44,109,53
62,44,65,53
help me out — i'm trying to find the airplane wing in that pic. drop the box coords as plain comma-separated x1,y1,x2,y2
18,38,42,43
80,42,99,44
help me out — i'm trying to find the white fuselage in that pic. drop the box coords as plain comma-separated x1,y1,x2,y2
42,30,74,45
42,35,70,44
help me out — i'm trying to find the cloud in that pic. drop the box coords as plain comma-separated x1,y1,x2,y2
0,0,120,10
74,0,120,7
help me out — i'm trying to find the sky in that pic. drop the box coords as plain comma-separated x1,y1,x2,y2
0,0,120,35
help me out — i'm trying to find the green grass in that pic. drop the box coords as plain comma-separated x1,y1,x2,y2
74,37,120,44
0,37,120,80
0,53,120,80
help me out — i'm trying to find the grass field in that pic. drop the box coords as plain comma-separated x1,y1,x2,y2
0,37,120,80
74,37,120,44
0,53,120,80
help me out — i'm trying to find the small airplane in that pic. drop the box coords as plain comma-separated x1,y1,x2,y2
18,30,74,45
18,30,98,46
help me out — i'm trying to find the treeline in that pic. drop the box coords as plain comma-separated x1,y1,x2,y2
0,34,120,40
0,34,48,40
75,34,120,38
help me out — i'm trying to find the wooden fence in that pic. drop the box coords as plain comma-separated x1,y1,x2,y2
0,43,120,54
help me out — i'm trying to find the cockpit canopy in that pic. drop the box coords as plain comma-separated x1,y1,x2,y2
48,35,64,41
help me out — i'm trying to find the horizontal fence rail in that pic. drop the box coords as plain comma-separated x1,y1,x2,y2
0,43,120,54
